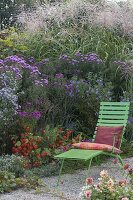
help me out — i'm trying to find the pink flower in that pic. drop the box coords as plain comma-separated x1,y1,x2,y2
84,190,92,199
100,170,108,178
121,198,129,200
113,159,118,164
119,180,127,186
86,177,93,185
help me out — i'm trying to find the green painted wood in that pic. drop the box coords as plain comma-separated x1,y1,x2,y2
96,123,126,126
99,110,129,115
100,106,129,110
100,102,130,105
55,149,103,160
98,119,127,123
98,115,128,119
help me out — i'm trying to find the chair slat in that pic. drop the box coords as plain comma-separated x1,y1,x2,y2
99,110,129,115
98,115,128,119
98,119,127,123
100,102,130,106
100,106,129,110
97,123,127,126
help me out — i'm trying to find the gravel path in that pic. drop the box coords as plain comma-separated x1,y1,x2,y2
0,157,133,200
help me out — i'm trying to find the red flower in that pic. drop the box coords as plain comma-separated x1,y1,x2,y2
33,161,42,167
41,151,48,157
17,146,22,151
29,146,33,151
113,159,118,164
25,126,30,132
36,154,41,159
12,147,18,153
21,139,27,143
33,145,38,149
63,135,67,140
124,163,129,170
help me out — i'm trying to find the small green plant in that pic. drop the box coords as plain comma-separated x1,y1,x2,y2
0,154,25,177
0,171,16,193
0,170,44,193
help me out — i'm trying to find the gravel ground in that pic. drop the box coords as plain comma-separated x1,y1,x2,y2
0,157,133,200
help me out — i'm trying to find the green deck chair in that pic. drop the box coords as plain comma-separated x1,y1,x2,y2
55,102,130,186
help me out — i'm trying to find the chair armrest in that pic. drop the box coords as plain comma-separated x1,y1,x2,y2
112,133,119,153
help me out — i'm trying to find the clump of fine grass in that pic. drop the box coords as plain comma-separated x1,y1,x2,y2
17,0,133,37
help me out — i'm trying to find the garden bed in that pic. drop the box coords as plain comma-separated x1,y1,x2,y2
0,157,133,200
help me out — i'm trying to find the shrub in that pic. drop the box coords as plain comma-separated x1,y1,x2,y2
79,163,133,200
11,126,75,167
0,171,16,193
0,154,25,177
0,170,43,193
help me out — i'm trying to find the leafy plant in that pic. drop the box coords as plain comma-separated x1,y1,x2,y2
0,154,25,177
79,163,133,200
0,170,43,193
0,171,16,193
12,126,74,167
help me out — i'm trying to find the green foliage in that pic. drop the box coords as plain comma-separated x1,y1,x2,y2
0,171,16,193
0,170,43,193
0,154,25,177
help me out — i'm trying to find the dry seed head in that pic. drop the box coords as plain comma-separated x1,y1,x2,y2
17,0,133,37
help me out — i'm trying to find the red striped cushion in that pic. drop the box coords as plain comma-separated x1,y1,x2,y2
72,142,122,154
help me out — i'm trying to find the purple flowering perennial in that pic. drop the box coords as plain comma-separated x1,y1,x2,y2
128,116,133,123
0,59,4,65
55,73,64,78
59,54,69,60
18,111,41,120
30,111,41,120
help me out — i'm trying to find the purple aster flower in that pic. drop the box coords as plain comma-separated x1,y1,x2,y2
4,55,26,66
82,139,92,142
27,57,35,63
30,66,41,75
65,83,74,96
30,111,41,120
55,73,64,78
113,61,127,67
59,54,69,60
69,59,79,65
128,116,133,123
18,111,27,117
42,79,48,85
37,58,49,67
35,80,42,86
0,59,4,65
75,52,82,57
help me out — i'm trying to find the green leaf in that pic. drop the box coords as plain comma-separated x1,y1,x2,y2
15,141,21,146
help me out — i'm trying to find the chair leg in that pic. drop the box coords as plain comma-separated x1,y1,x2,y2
86,158,93,180
117,155,124,167
56,159,65,187
94,156,101,165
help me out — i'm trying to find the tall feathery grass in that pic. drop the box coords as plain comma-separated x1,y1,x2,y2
14,0,133,60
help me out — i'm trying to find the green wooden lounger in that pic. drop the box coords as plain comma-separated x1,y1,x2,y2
55,102,130,186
